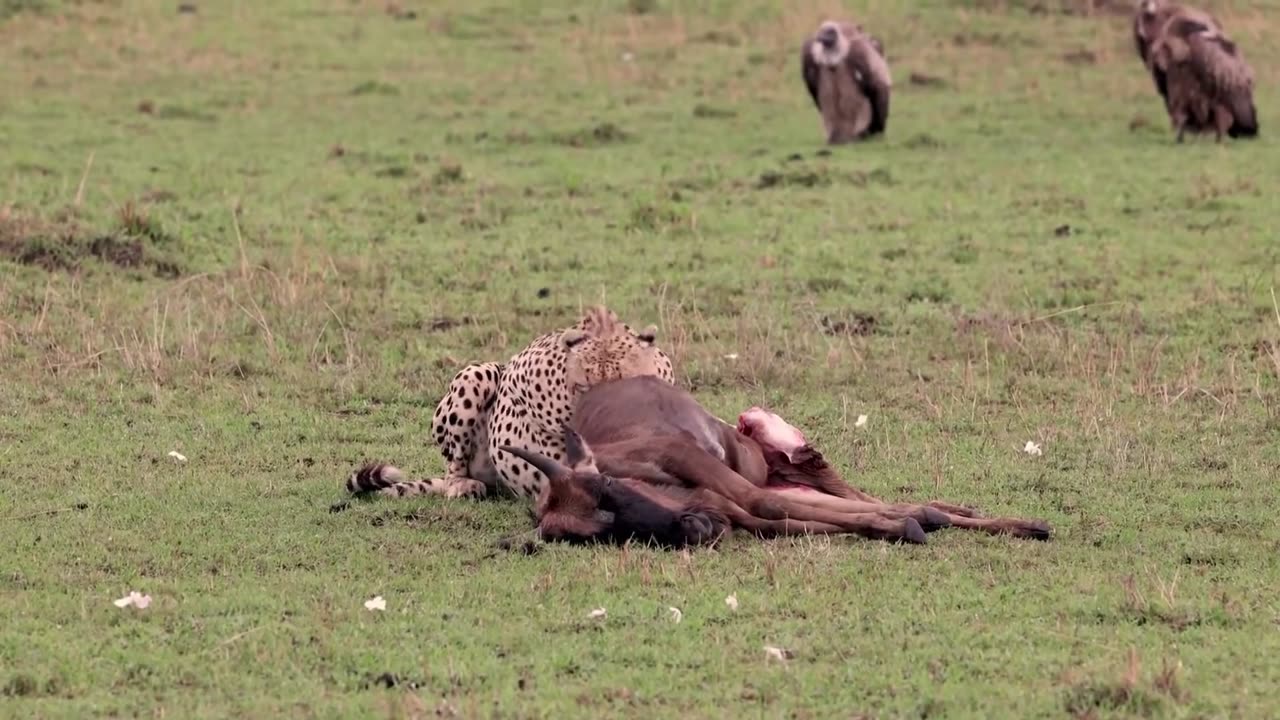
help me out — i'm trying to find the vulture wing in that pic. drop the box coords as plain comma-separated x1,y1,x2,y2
1150,16,1205,70
1188,32,1258,134
1189,35,1253,93
867,34,884,58
800,41,821,110
1134,12,1152,65
1140,7,1223,104
1134,13,1166,99
845,34,892,134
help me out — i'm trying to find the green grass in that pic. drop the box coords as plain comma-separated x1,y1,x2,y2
3,0,1280,717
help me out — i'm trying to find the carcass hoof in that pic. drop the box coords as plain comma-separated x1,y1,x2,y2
1018,520,1053,541
678,513,719,547
898,518,927,545
920,507,952,532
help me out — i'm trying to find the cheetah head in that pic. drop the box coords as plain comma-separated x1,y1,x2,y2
559,307,671,396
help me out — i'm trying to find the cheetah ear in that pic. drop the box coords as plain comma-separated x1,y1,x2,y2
563,428,599,474
636,324,657,344
561,328,590,349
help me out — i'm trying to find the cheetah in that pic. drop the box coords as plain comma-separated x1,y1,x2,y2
347,306,675,501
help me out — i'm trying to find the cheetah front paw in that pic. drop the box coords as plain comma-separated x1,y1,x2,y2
444,478,488,500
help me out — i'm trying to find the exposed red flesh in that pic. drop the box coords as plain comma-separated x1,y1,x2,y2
739,406,849,497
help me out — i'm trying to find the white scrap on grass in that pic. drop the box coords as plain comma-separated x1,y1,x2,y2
168,451,188,463
364,596,386,611
764,645,794,662
723,353,740,361
668,606,682,624
621,52,634,63
1023,441,1043,457
113,591,152,609
725,594,739,611
588,607,607,619
854,414,868,428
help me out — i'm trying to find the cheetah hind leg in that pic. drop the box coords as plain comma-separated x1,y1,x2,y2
428,360,504,501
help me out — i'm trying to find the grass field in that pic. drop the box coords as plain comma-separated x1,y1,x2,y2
3,0,1280,717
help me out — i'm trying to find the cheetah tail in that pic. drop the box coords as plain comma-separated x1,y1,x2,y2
346,463,446,497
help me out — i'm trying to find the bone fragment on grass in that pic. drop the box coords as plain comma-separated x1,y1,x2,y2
1023,441,1043,457
168,450,188,463
668,606,682,623
725,594,739,611
364,596,386,611
764,645,794,662
113,591,152,609
588,607,607,619
854,414,868,428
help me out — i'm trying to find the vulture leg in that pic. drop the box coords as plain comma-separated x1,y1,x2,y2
1174,110,1188,143
1213,106,1232,143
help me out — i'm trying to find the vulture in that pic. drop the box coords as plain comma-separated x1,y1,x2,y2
1132,0,1257,141
800,20,892,144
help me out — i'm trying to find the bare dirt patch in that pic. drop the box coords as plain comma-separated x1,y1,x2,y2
549,123,631,148
820,313,878,337
0,207,182,278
